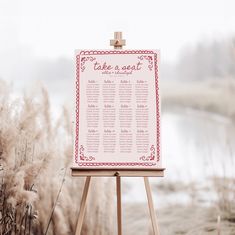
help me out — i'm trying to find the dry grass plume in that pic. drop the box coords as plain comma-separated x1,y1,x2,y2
0,80,115,235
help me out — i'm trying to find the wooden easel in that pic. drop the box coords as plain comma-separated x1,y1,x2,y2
72,32,165,235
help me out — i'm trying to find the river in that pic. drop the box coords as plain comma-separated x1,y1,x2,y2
123,107,235,205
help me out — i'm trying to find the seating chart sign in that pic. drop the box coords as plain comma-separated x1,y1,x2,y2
74,50,161,169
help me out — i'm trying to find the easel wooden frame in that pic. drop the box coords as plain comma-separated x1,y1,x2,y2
72,168,164,235
72,32,165,235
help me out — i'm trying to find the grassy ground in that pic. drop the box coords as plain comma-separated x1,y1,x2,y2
124,203,235,235
123,178,235,235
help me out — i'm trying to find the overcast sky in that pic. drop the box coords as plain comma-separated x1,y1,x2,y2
1,0,235,63
0,0,235,115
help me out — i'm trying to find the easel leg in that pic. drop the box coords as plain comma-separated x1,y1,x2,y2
75,176,91,235
144,177,160,235
116,176,122,235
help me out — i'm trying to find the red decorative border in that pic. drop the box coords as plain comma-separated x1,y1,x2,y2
79,145,95,161
81,56,96,72
74,50,160,167
139,145,155,161
154,53,161,162
76,162,157,167
137,55,153,71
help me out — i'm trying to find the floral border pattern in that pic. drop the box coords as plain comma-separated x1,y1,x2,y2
79,145,95,161
137,55,153,71
139,145,155,161
81,56,96,72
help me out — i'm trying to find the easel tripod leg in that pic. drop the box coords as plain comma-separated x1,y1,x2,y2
144,177,160,235
116,176,122,235
75,176,91,235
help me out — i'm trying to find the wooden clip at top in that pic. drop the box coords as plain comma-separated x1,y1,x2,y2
110,32,126,49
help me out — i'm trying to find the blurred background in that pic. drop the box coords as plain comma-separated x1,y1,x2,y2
1,0,235,234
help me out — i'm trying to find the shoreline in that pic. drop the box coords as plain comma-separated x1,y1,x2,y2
161,79,235,123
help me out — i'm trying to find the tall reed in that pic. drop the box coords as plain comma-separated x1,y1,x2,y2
0,80,114,235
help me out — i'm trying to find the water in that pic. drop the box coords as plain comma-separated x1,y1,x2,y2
163,108,235,181
123,108,235,205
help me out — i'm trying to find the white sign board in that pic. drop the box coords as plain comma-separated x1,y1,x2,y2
74,50,161,169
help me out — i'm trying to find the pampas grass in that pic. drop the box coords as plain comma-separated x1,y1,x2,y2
0,80,115,235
